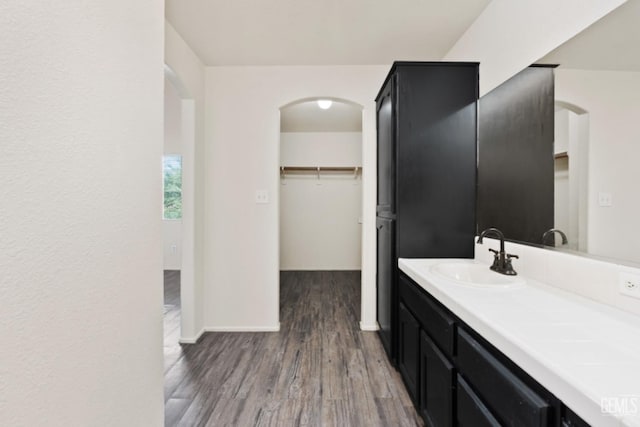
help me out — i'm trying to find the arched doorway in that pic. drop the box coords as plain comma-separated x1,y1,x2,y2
553,100,589,252
278,97,364,329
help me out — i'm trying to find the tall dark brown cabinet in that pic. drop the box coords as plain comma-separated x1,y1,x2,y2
375,62,479,362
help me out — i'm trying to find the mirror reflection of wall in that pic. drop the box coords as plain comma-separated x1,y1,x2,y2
479,0,640,265
540,0,640,264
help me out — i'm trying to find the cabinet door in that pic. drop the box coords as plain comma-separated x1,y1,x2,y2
400,274,455,356
457,374,501,427
394,64,478,259
376,78,396,214
420,331,455,427
398,303,420,403
376,217,395,359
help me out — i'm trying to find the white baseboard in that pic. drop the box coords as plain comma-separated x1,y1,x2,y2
360,321,379,331
179,328,205,344
204,323,281,333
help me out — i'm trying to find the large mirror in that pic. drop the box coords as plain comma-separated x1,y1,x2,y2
482,0,640,265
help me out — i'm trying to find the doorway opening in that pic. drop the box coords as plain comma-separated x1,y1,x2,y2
553,101,589,252
278,98,364,329
162,64,197,348
162,76,184,355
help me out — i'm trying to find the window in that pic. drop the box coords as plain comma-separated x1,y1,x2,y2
163,155,182,219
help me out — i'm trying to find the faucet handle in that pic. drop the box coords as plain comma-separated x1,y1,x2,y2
504,254,518,276
488,248,500,270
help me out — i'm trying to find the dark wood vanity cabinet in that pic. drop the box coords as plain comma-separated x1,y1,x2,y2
398,303,420,402
376,62,478,363
420,331,455,427
397,272,590,427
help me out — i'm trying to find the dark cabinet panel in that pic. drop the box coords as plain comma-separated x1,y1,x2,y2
398,303,420,403
376,79,396,215
376,217,395,356
457,328,552,427
477,66,555,245
457,374,501,427
399,273,455,355
420,331,455,427
392,64,478,259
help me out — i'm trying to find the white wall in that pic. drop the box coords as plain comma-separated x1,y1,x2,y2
165,22,207,342
554,157,570,243
164,79,183,271
164,79,183,153
555,109,570,155
280,132,362,270
205,66,388,331
0,1,164,425
163,220,183,270
445,0,627,95
280,132,362,167
555,68,640,264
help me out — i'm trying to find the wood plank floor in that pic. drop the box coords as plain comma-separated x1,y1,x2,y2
163,270,422,427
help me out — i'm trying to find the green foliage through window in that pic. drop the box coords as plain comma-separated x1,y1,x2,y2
163,155,182,219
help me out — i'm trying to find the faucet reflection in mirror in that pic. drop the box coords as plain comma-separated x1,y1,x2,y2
477,228,519,276
542,228,568,247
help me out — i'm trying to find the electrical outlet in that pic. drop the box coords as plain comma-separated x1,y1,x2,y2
619,272,640,299
255,190,269,204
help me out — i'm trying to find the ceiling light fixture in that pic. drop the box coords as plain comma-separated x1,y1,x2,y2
317,99,332,110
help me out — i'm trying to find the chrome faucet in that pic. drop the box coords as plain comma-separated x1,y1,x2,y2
542,228,568,246
477,227,518,276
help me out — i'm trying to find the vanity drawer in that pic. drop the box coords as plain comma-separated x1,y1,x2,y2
399,274,455,356
457,328,551,427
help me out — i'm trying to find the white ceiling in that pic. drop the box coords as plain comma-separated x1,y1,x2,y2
165,0,491,66
539,0,640,71
280,100,362,132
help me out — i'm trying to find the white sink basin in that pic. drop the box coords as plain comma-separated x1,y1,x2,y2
429,262,525,288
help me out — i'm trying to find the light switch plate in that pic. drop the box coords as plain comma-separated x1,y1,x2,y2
255,190,269,204
598,192,613,207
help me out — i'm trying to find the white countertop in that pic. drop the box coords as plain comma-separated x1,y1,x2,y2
399,258,640,427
